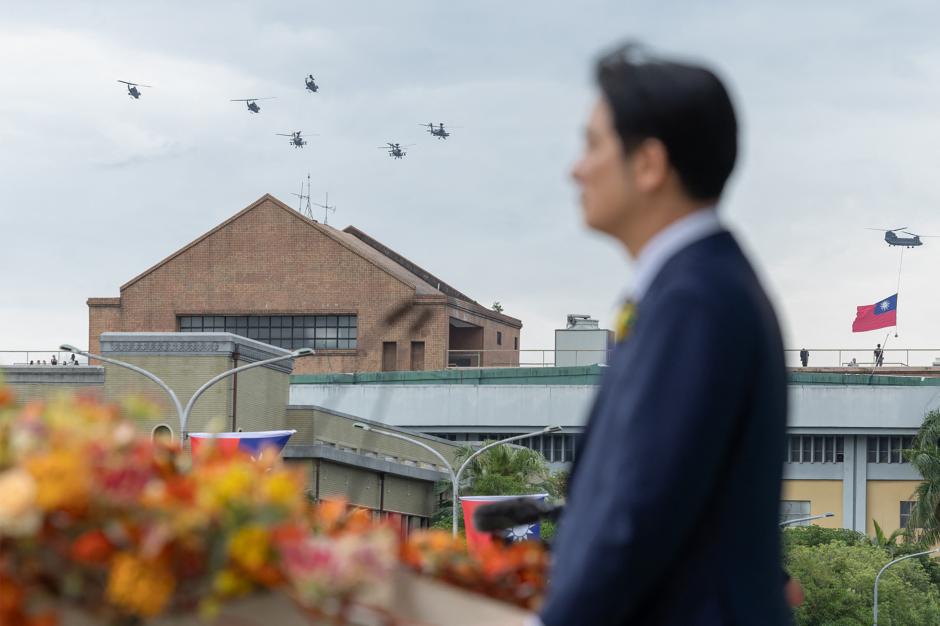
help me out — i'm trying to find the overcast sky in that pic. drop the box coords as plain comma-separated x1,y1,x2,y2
4,1,940,367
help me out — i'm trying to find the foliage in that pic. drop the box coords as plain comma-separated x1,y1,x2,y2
455,442,551,497
782,525,868,551
787,542,940,626
906,409,940,543
491,302,504,313
870,519,907,557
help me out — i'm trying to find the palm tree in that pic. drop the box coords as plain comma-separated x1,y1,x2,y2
871,519,907,557
905,409,940,543
455,441,552,496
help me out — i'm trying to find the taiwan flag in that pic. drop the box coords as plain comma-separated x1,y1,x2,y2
189,429,296,459
460,494,547,554
852,294,897,333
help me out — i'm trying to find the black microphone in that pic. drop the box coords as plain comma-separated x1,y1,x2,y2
473,498,563,532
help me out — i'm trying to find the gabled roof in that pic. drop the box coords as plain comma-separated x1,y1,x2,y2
119,194,446,298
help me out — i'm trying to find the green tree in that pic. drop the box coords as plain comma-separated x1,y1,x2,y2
782,525,868,551
871,519,907,557
906,409,940,543
455,442,552,497
786,542,940,626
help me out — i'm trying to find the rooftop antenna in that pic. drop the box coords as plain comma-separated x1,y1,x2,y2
291,173,315,220
312,191,336,225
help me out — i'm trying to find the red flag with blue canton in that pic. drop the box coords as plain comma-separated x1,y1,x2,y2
852,293,897,333
189,429,296,459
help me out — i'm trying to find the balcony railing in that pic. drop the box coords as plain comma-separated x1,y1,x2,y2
785,348,940,369
0,350,89,366
447,349,610,368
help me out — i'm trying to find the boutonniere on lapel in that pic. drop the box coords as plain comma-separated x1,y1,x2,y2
615,300,637,343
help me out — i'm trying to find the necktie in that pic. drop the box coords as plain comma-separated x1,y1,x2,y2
615,300,637,343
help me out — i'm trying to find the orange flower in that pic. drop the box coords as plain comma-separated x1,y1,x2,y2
70,529,114,565
106,553,175,617
0,386,14,408
24,450,91,512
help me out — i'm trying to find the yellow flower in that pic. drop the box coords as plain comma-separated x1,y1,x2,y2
106,552,175,617
213,568,253,598
24,449,91,511
198,464,255,511
261,471,303,509
228,525,270,573
0,468,40,536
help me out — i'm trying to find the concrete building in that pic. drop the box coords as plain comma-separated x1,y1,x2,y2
87,194,522,375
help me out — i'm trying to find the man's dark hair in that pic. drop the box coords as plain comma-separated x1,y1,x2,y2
596,43,738,201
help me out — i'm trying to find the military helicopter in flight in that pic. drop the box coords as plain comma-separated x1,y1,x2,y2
305,75,319,93
866,227,940,248
419,122,453,139
230,97,275,113
377,143,414,159
117,80,151,99
277,131,315,148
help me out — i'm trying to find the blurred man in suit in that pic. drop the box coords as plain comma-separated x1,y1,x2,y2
534,44,790,625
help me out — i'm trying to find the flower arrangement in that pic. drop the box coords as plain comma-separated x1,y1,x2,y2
400,530,549,611
0,387,549,625
0,390,395,625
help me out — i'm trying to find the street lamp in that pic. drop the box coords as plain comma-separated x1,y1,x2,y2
60,343,312,438
353,423,562,536
874,547,940,625
779,512,835,527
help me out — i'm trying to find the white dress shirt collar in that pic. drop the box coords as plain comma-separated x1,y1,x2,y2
629,208,723,302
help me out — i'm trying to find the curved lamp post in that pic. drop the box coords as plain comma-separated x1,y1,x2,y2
873,546,940,625
354,423,562,536
60,343,312,438
779,512,835,527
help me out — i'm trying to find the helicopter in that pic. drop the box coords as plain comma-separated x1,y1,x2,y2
305,75,319,93
419,122,452,139
230,97,275,113
866,227,940,248
276,131,314,148
377,143,414,159
117,80,151,99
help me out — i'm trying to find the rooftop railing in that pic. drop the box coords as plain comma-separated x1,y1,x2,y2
0,350,89,366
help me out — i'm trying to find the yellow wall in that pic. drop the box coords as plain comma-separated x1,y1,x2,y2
866,480,921,536
781,480,843,528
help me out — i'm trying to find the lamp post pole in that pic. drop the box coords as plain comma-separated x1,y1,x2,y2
873,547,940,625
778,512,835,527
60,344,312,438
354,423,562,536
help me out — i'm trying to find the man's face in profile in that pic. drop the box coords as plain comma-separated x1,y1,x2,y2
572,97,637,237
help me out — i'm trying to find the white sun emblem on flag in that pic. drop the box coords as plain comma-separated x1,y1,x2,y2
505,523,536,542
880,300,890,311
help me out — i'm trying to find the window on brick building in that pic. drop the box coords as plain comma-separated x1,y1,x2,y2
786,435,844,463
780,500,811,526
410,341,425,371
497,331,502,346
514,336,519,350
178,314,357,351
382,342,397,371
900,500,917,529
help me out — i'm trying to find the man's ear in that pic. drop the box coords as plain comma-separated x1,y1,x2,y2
631,138,670,194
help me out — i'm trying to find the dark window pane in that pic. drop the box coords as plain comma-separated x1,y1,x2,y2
305,316,316,326
349,339,358,349
246,328,259,339
879,437,889,463
270,316,281,327
180,317,191,329
338,316,349,326
304,327,316,339
565,434,574,462
315,339,328,349
824,437,834,463
325,328,337,339
553,435,563,461
338,327,350,338
812,436,823,463
891,437,902,463
259,316,269,327
258,329,269,340
293,328,304,339
316,317,326,327
802,437,811,463
248,317,258,327
294,316,304,326
836,437,845,462
327,315,337,327
350,316,358,328
868,437,877,463
214,316,224,327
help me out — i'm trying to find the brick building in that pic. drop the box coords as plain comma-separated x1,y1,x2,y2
87,194,521,374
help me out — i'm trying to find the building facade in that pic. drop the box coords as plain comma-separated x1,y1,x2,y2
88,194,521,374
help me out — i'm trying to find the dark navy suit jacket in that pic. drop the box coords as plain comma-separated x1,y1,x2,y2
540,231,790,626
